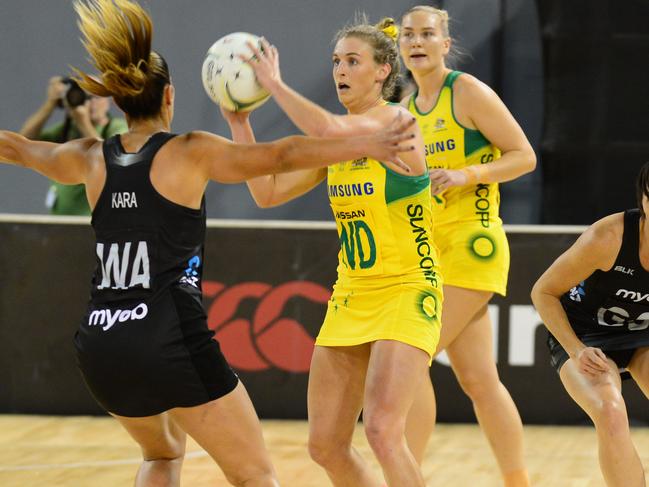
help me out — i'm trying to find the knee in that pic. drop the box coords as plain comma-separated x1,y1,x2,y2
142,441,185,463
140,428,186,463
363,411,405,461
308,431,351,468
225,468,277,487
455,368,500,402
592,399,629,437
137,454,185,487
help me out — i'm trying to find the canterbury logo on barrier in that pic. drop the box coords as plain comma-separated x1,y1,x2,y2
204,280,330,373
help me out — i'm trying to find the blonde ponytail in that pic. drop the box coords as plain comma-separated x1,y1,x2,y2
72,0,170,119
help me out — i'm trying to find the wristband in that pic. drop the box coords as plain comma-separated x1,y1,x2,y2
460,164,486,184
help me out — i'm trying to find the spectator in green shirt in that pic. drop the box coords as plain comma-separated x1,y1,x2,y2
20,76,128,215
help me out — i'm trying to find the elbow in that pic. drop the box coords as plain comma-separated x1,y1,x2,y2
259,201,282,209
254,196,275,209
246,174,280,209
252,192,284,209
523,148,537,174
530,279,550,308
505,147,537,177
0,132,23,167
530,282,540,305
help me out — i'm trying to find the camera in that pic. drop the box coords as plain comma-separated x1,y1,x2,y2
56,77,88,108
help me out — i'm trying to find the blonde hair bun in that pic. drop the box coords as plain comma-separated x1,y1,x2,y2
376,17,399,42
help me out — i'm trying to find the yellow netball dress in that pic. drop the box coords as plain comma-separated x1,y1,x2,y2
409,70,509,296
316,152,443,360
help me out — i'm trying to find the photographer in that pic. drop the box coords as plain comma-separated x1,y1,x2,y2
20,76,127,215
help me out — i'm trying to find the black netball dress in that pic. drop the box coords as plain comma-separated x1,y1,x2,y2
74,132,238,417
548,209,649,373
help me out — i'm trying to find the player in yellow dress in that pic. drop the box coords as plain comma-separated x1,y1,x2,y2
225,17,441,487
399,6,537,487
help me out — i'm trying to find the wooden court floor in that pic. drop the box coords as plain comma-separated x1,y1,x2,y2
1,415,648,486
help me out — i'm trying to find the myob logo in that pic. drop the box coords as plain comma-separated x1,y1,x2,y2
615,289,649,303
88,303,148,331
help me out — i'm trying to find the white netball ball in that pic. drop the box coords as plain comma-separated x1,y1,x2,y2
201,32,271,112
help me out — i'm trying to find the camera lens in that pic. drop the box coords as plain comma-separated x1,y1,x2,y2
57,78,88,108
65,79,88,108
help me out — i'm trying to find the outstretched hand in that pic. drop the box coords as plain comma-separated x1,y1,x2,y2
364,112,417,173
244,38,282,92
575,346,610,377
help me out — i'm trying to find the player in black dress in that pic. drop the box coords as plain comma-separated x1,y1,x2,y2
532,162,649,487
0,1,418,485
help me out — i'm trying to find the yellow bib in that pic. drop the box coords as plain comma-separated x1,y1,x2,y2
409,71,502,228
327,156,440,289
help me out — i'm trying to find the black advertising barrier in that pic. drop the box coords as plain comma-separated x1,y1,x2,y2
1,215,649,424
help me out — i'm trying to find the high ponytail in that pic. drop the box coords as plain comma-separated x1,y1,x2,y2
376,17,399,43
73,0,170,119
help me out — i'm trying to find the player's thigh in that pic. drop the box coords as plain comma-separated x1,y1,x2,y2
627,347,649,398
445,305,500,388
436,285,492,352
308,344,370,443
170,382,273,473
364,340,430,423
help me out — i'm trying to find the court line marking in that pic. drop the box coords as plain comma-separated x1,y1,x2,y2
0,213,587,234
0,445,621,473
0,450,208,472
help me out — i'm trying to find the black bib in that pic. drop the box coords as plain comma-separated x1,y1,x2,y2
90,133,205,304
